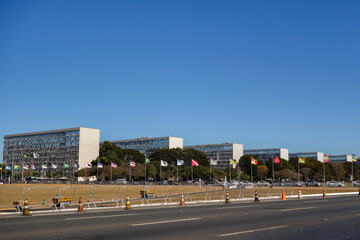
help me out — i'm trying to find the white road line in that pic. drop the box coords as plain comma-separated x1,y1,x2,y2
305,200,328,203
65,213,139,221
280,207,318,212
217,205,253,210
131,217,201,226
218,225,288,237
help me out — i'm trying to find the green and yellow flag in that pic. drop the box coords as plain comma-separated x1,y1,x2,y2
145,158,150,164
230,159,237,165
353,154,357,162
14,165,20,170
23,153,29,159
64,163,70,168
298,157,305,164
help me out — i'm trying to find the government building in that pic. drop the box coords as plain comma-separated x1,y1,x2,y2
184,143,243,170
105,136,183,156
289,152,324,162
244,148,289,161
2,127,100,170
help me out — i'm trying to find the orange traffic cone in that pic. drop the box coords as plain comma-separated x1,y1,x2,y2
180,194,185,206
78,197,84,212
298,190,302,199
281,190,286,200
323,189,326,198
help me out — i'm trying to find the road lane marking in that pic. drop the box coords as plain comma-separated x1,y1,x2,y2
305,200,328,203
131,218,201,226
218,225,288,237
280,207,318,212
217,205,253,210
65,213,139,221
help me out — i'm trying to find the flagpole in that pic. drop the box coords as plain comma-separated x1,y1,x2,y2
97,165,99,180
210,161,212,181
351,161,353,187
272,156,274,182
250,157,253,183
129,163,131,182
111,164,113,183
160,165,162,181
177,163,178,182
323,161,325,188
298,157,300,183
191,165,193,182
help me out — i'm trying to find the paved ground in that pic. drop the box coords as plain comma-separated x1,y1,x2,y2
0,195,359,240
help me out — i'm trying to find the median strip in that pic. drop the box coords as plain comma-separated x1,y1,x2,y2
217,205,253,210
218,225,288,237
131,218,201,226
65,213,139,221
280,207,317,212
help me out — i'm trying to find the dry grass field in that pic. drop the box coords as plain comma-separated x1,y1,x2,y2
0,183,358,211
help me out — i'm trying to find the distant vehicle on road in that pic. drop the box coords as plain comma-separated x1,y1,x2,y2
115,179,128,185
257,181,270,187
305,180,321,187
25,176,37,182
327,181,345,187
353,181,360,187
239,181,254,188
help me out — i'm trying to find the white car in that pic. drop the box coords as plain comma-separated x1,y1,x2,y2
327,181,345,187
353,181,360,187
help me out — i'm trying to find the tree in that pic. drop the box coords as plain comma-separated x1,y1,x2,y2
300,168,312,180
257,166,269,180
275,169,298,180
330,162,346,181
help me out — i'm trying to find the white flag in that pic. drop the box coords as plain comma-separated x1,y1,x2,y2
210,159,217,166
33,153,39,158
161,160,168,167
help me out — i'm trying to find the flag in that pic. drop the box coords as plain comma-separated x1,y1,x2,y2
23,165,29,170
73,163,78,169
85,163,92,168
98,162,103,168
31,164,36,170
145,158,150,164
33,153,39,158
210,158,217,166
251,157,258,165
274,157,280,164
324,154,330,163
299,157,305,163
14,165,20,170
177,159,184,166
52,163,57,169
130,161,136,167
23,153,29,159
192,159,199,166
353,154,357,162
42,164,47,169
111,162,117,168
161,160,168,167
64,163,70,169
230,158,237,165
6,166,11,170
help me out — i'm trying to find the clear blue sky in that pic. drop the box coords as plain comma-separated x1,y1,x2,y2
1,0,359,162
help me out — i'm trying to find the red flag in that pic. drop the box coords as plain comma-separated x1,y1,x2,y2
192,159,199,166
251,157,258,165
274,157,280,164
130,161,136,167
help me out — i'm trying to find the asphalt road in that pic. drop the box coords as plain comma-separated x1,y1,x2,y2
0,195,359,240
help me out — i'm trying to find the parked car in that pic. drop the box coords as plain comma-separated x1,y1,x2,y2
353,181,360,187
305,180,321,187
115,179,128,185
327,181,345,187
239,181,254,188
257,181,270,187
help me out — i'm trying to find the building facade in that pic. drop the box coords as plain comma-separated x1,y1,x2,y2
105,136,183,156
289,152,324,162
184,143,244,170
328,155,352,163
244,148,289,161
3,127,100,170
